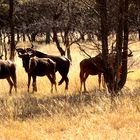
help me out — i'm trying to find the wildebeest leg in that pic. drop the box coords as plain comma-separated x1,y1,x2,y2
11,74,17,93
59,77,69,90
51,73,57,92
80,71,84,91
6,77,13,95
64,76,69,90
32,76,37,92
47,74,56,93
83,73,88,92
50,73,57,92
28,74,31,92
58,78,63,86
58,72,69,90
98,74,101,89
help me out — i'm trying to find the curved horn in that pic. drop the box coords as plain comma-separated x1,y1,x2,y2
16,48,26,56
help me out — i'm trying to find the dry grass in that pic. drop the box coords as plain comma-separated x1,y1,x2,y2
0,41,140,140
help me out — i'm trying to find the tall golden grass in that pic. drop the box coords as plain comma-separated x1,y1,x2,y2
0,41,140,140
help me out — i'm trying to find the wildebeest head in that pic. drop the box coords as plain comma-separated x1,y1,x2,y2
16,48,26,56
16,47,37,72
18,53,31,72
16,47,35,57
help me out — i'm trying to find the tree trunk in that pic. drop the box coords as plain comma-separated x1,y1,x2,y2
45,30,51,44
3,33,7,60
79,32,85,42
16,30,20,42
0,31,2,55
9,0,15,60
64,28,72,61
99,0,109,65
97,0,129,95
97,0,110,89
114,0,124,91
138,29,140,40
31,32,38,42
117,0,129,91
22,31,26,41
52,27,65,56
87,33,93,41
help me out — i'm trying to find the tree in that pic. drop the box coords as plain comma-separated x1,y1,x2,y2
9,0,15,60
97,0,129,96
129,0,140,40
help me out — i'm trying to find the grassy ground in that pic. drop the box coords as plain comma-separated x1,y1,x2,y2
0,41,140,140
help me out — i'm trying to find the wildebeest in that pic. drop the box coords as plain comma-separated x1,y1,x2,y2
80,53,104,92
18,52,57,93
16,48,70,90
80,49,133,92
0,58,17,94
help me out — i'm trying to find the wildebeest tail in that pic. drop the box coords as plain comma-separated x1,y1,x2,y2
10,64,17,85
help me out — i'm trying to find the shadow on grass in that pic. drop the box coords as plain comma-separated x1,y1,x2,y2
0,87,139,120
0,89,108,120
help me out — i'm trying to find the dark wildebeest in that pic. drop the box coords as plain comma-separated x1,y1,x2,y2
80,53,104,92
80,50,133,92
16,48,70,90
18,52,57,93
0,56,17,94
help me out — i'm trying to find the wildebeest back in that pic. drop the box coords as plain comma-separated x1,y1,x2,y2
29,57,56,76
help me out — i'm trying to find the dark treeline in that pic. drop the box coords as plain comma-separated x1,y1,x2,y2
0,0,139,57
0,0,140,95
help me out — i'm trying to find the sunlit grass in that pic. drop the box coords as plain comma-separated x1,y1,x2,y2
0,41,140,139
